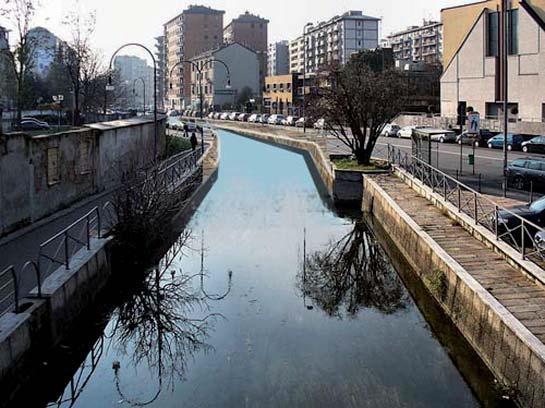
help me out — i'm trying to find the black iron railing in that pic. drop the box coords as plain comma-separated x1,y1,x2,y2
0,265,18,317
387,145,545,264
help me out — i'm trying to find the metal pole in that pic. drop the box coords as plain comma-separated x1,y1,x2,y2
502,0,510,182
153,64,158,160
472,142,476,175
459,127,463,175
200,71,204,155
303,27,307,134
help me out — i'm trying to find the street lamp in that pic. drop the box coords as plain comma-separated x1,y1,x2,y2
302,22,313,133
132,77,146,115
168,58,231,154
108,43,158,160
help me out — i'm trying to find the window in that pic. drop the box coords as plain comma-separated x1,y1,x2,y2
487,12,499,57
528,161,543,171
47,147,60,185
509,9,518,55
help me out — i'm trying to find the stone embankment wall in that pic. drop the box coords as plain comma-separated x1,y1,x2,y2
363,176,545,408
0,117,166,237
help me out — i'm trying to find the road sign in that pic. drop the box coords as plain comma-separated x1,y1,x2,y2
467,112,480,134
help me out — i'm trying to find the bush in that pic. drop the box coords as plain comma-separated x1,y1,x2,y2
166,135,192,157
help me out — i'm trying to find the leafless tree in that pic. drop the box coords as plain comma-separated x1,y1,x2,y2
298,221,409,318
61,2,96,125
307,51,407,165
0,0,39,124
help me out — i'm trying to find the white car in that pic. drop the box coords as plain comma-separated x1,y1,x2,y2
248,114,260,123
381,124,401,137
268,114,286,125
314,118,325,129
228,112,240,121
295,117,306,128
397,126,415,138
220,112,230,120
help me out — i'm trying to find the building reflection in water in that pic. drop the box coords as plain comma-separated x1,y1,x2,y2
298,220,409,318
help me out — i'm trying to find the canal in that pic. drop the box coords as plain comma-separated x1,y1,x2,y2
10,130,512,407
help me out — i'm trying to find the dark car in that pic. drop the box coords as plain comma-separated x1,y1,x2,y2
487,133,533,151
456,129,496,147
496,196,545,247
506,157,545,191
15,120,50,131
521,136,545,153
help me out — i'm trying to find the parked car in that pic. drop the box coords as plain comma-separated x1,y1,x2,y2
207,112,215,119
380,124,401,137
521,136,545,153
428,129,457,143
487,133,532,151
228,112,240,121
260,114,270,124
295,117,306,128
496,196,545,247
456,129,496,147
314,118,325,129
397,126,416,139
248,114,260,123
238,113,249,122
21,117,49,128
284,116,299,126
506,157,545,190
219,112,229,120
268,114,286,125
16,120,50,131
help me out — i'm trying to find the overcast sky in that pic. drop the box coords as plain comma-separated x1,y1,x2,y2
6,0,477,64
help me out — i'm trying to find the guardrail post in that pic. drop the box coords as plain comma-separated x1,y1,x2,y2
521,221,526,259
64,232,70,270
86,216,91,250
10,267,19,313
495,205,499,240
457,186,461,211
474,192,478,224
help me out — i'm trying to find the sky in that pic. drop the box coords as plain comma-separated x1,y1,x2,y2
4,0,478,64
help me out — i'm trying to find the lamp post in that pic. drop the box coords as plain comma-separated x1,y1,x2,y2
168,58,231,153
108,43,158,160
302,22,313,134
501,0,511,189
132,77,146,115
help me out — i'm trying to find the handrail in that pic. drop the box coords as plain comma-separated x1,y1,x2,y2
387,144,545,263
0,265,18,316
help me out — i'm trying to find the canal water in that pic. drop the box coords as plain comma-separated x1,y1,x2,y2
12,130,510,407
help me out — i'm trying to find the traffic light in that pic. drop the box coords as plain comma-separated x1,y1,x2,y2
457,101,467,126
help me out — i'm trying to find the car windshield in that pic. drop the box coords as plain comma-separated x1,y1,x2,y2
530,198,545,212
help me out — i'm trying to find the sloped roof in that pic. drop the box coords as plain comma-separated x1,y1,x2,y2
191,41,257,60
183,5,225,15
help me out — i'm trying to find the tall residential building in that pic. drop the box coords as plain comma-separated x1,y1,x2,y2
190,42,259,111
0,26,8,50
224,12,269,92
267,41,289,76
114,55,154,110
289,36,305,73
164,5,224,109
28,27,64,78
440,0,545,123
388,20,443,65
290,11,380,75
0,26,13,109
155,35,166,111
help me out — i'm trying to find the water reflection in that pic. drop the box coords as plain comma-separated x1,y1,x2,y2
299,220,409,318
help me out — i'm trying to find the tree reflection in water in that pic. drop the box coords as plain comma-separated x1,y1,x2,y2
298,220,409,318
107,231,227,406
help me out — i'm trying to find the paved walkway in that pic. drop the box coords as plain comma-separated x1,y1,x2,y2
372,173,545,344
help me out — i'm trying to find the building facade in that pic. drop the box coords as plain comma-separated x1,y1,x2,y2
289,36,305,73
224,12,269,93
164,5,224,109
388,20,443,65
263,73,304,115
440,0,545,122
0,26,13,110
28,27,63,78
267,41,290,76
113,55,154,110
302,11,380,74
155,35,166,111
190,42,259,112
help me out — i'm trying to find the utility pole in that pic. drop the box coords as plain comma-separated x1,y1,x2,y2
502,0,510,182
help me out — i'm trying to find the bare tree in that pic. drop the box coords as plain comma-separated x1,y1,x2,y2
298,221,408,318
307,50,407,165
0,0,39,124
61,2,96,125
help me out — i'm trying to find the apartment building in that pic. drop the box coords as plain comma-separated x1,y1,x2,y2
155,35,166,111
27,27,64,78
440,0,545,123
289,36,305,73
263,73,305,115
224,12,269,92
388,20,443,65
299,11,380,74
164,5,224,109
268,41,290,76
190,42,259,111
113,55,154,109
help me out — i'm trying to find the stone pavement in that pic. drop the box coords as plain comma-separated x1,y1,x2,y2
372,173,545,345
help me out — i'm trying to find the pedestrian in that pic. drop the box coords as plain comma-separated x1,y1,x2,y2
190,131,198,151
183,122,188,138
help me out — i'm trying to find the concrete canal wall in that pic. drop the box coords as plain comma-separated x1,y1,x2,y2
362,176,545,408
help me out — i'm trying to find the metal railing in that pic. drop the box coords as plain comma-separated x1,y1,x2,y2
387,145,545,264
38,207,101,286
0,265,18,317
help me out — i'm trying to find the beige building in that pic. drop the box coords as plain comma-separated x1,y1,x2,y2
224,12,269,93
164,5,224,109
441,0,545,122
289,35,305,73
